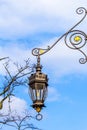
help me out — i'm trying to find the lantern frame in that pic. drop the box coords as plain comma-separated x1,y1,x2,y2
29,58,48,113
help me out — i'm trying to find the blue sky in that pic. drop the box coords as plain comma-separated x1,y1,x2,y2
0,0,87,130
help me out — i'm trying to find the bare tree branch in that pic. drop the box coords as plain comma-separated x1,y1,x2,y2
0,58,41,130
0,110,41,130
0,57,9,61
0,58,34,109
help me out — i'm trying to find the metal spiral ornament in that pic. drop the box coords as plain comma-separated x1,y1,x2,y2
79,58,87,64
65,30,86,49
76,7,86,15
65,30,87,64
32,7,87,64
32,48,50,56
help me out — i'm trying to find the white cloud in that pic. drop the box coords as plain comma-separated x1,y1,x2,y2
0,96,28,116
0,35,87,77
39,36,87,80
0,1,86,78
0,0,87,38
0,43,33,75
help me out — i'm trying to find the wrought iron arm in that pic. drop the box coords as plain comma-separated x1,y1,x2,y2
32,7,87,64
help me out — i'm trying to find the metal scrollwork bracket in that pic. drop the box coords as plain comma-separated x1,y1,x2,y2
32,7,87,64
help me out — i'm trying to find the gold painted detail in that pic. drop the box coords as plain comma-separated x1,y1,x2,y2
36,107,41,112
74,36,81,42
0,102,3,109
37,91,40,97
39,49,46,55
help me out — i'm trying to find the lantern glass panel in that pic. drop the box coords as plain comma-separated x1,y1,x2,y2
29,83,48,102
35,83,48,101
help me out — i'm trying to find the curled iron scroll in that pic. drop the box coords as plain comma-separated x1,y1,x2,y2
64,7,87,64
76,7,87,15
32,47,50,56
65,30,87,64
32,7,87,64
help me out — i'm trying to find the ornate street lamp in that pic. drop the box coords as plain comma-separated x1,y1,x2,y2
29,55,48,120
29,7,87,120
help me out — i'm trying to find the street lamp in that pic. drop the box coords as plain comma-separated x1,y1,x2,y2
29,7,87,120
29,55,48,120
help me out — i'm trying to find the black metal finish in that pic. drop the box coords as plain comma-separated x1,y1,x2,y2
32,7,87,64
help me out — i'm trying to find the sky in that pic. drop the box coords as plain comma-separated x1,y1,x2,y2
0,0,87,130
